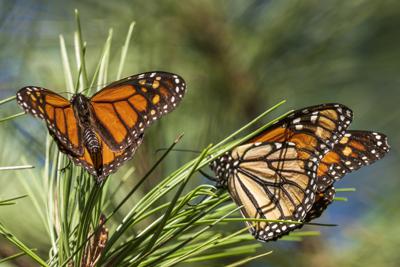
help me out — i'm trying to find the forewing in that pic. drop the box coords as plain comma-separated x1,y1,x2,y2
90,71,186,151
227,142,318,241
250,103,353,161
16,86,83,155
316,131,390,192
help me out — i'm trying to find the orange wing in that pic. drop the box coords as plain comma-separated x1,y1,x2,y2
90,71,186,151
250,103,353,162
68,132,144,180
17,86,83,156
316,131,390,192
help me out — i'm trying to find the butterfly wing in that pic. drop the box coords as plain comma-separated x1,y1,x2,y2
16,87,83,156
250,103,353,159
282,131,390,230
316,131,390,192
275,186,336,236
210,103,353,241
304,186,335,222
67,132,144,181
90,71,186,151
220,142,319,241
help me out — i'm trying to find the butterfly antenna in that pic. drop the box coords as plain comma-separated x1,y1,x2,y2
55,91,75,97
80,81,112,94
58,81,111,97
59,160,72,173
80,86,93,94
199,169,218,182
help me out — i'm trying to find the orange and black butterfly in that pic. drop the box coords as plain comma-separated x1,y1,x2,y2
209,103,353,241
209,103,390,242
17,71,186,181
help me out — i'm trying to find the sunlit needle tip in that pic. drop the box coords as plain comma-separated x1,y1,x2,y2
175,133,184,143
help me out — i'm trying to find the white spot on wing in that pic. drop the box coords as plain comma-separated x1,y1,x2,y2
310,115,318,123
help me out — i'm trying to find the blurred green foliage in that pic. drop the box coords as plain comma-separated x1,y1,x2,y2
0,0,399,266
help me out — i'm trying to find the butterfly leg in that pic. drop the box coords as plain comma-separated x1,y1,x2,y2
59,160,72,173
199,170,218,182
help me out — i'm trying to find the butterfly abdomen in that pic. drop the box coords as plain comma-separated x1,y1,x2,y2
71,94,104,178
83,127,103,178
83,128,100,152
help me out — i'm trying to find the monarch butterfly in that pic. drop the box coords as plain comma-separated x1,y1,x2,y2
210,103,354,241
210,104,390,242
17,71,186,181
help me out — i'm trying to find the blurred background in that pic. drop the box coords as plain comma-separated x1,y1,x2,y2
0,0,399,266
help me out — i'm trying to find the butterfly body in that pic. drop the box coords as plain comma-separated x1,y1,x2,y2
71,93,92,126
17,71,186,181
70,94,103,176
